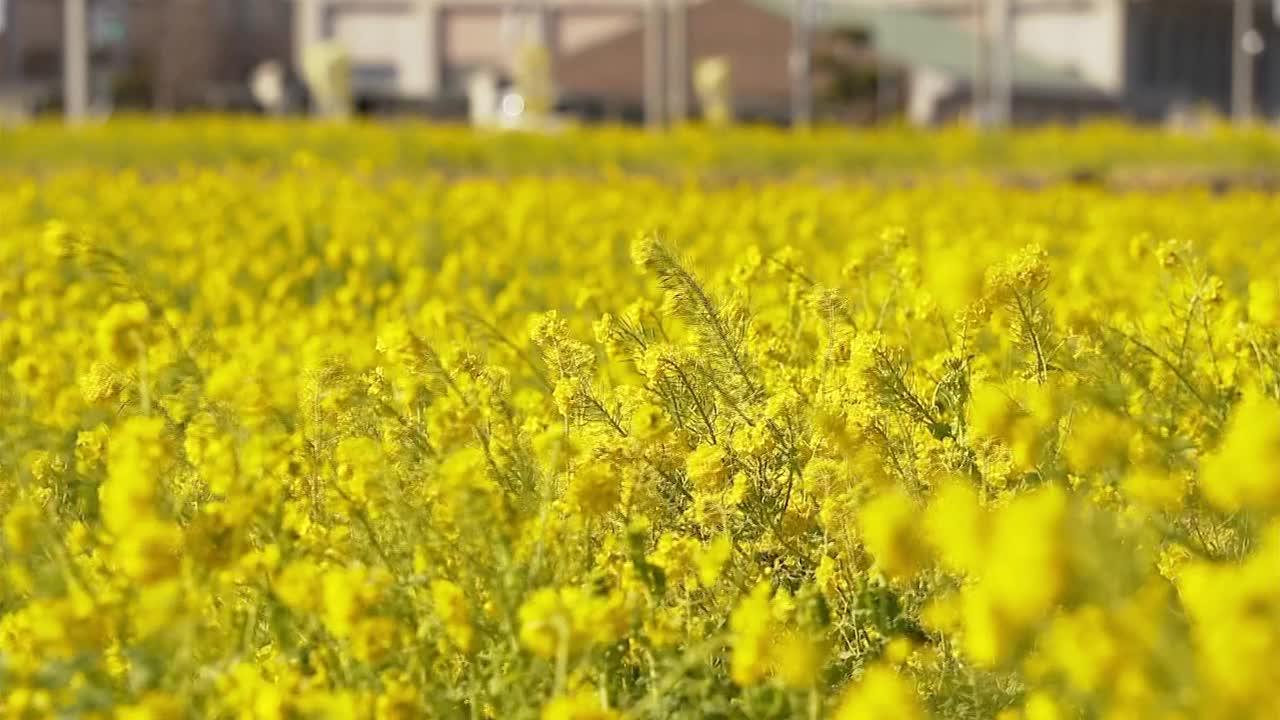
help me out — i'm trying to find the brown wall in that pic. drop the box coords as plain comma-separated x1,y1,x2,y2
1,0,65,83
556,0,884,121
0,0,293,109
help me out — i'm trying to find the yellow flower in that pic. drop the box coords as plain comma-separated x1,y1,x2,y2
566,464,621,519
375,320,433,374
2,688,54,718
100,417,171,534
969,384,1020,440
1200,391,1280,512
518,586,627,660
273,560,324,614
11,119,1280,718
924,479,984,575
1023,690,1063,720
833,664,924,720
541,689,620,720
984,486,1067,626
648,532,698,591
97,300,152,365
3,500,41,555
962,485,1068,667
334,436,383,505
630,402,671,442
321,565,388,639
115,691,186,720
1121,466,1186,513
859,489,929,581
350,616,398,665
1176,522,1280,706
9,354,50,396
431,579,474,653
1063,410,1132,474
774,632,826,689
729,581,777,687
1248,280,1280,327
79,361,128,405
685,443,729,493
112,520,183,584
1042,605,1119,694
75,423,111,472
375,676,425,720
695,535,733,588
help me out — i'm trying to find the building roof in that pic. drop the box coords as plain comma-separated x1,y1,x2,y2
745,0,1104,94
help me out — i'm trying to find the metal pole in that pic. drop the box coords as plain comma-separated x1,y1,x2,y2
545,6,560,85
423,1,444,97
643,0,665,128
790,0,812,128
64,0,89,121
875,1,893,123
990,0,1014,127
1233,0,1256,123
666,0,687,123
972,0,990,126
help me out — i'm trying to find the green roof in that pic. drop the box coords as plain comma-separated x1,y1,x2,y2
745,0,1103,94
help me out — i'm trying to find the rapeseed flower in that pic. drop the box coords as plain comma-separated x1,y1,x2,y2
4,121,1280,718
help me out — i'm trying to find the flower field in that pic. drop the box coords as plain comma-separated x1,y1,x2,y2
3,122,1280,719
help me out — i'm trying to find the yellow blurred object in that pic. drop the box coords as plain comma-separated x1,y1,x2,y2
694,56,733,127
513,42,555,122
301,41,352,120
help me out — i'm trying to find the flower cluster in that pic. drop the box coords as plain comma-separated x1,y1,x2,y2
4,123,1280,718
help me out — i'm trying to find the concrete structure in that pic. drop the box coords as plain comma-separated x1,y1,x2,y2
550,0,1109,124
4,0,1280,124
291,0,654,110
817,0,1280,123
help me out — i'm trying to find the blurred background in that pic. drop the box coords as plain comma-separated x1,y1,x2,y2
2,0,1280,129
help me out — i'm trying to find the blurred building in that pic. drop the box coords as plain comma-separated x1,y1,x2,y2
286,0,1099,122
848,0,1280,123
290,0,652,114
553,0,888,123
0,0,292,112
548,0,1110,123
3,0,1280,123
277,0,1280,123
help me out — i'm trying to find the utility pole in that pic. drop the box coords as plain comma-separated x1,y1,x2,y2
875,1,894,123
643,0,665,128
422,0,444,98
972,0,990,126
666,0,687,124
1232,0,1258,123
64,0,89,122
790,0,813,128
989,0,1014,128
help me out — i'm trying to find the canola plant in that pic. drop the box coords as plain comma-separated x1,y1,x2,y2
2,123,1280,719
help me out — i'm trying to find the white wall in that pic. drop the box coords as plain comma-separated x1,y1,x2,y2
295,0,442,98
867,0,1127,95
1013,0,1125,93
